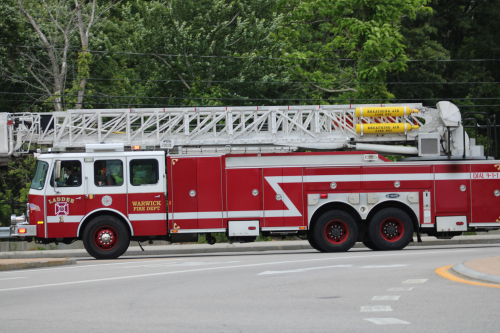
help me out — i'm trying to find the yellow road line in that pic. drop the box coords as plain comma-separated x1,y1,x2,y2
435,265,500,289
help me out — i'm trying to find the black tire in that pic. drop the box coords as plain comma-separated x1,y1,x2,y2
306,229,322,251
312,210,358,252
362,240,380,251
368,208,414,251
207,235,216,245
83,215,130,259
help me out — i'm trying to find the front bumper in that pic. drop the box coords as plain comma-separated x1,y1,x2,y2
10,224,37,237
0,214,38,239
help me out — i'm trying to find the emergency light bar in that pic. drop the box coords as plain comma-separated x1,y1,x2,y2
85,143,125,153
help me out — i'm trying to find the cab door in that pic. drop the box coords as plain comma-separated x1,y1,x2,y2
127,156,167,236
86,157,127,219
45,158,86,238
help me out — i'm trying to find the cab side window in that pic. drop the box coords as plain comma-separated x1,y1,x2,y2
94,160,123,186
130,159,159,186
50,160,82,187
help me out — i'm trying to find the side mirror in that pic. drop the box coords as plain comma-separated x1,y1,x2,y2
54,160,61,180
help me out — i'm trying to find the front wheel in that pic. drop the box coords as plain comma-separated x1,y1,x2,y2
83,215,130,259
313,210,358,252
368,208,413,251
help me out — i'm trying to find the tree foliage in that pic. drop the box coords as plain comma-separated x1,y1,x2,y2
277,0,431,103
130,0,286,106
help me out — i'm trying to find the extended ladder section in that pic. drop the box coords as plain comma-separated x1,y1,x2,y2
0,101,487,159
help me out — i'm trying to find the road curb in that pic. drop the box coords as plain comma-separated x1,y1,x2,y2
0,258,76,271
0,237,499,259
451,263,500,285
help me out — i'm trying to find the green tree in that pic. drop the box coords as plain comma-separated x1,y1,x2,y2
387,0,500,154
0,157,35,227
387,7,449,102
123,0,286,107
277,0,431,104
0,0,31,113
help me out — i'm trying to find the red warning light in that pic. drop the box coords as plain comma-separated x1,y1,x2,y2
19,228,27,234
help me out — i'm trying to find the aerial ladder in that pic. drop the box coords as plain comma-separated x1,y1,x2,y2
0,101,492,164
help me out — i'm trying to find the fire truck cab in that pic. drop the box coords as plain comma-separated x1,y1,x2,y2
25,150,166,258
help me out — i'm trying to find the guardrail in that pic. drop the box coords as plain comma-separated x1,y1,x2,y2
0,227,10,238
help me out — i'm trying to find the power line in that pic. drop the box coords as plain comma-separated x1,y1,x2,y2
3,91,500,102
2,43,500,62
0,99,189,107
2,99,500,109
2,74,499,86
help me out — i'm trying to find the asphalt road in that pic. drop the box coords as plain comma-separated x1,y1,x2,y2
0,244,499,332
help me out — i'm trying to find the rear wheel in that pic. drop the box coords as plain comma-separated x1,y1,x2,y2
83,215,130,259
368,208,413,251
306,229,322,251
313,210,358,252
362,239,380,251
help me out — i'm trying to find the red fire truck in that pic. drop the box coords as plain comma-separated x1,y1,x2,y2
1,101,499,259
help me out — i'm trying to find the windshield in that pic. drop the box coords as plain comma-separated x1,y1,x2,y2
30,160,49,190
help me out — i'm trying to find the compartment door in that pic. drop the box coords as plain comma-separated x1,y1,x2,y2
196,156,223,229
434,164,470,214
471,164,500,223
170,157,198,230
226,168,263,219
263,168,284,227
283,167,304,227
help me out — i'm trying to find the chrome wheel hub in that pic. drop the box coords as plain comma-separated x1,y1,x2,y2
100,232,112,244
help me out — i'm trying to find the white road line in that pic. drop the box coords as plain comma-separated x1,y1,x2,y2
0,249,474,276
0,249,472,290
0,262,349,292
403,279,428,283
259,264,407,275
119,261,241,269
360,306,393,312
0,256,431,292
356,265,407,269
259,265,352,275
364,318,410,325
0,277,27,281
388,287,414,291
372,296,401,301
0,259,185,274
